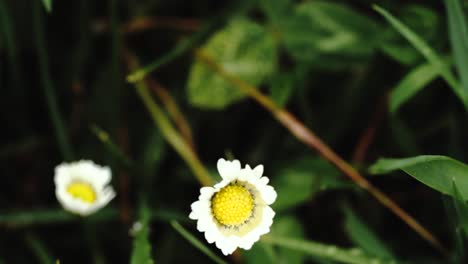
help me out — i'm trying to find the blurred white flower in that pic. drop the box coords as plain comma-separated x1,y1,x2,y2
189,158,277,255
54,160,116,216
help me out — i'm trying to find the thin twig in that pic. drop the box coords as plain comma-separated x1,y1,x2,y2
92,16,200,34
352,96,387,163
194,48,448,255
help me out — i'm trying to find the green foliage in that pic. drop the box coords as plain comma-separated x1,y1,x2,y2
245,215,306,264
41,0,52,13
453,182,468,237
188,18,277,109
2,0,468,262
272,157,350,212
263,235,395,264
379,5,440,65
130,203,154,264
374,5,468,110
389,61,443,113
445,0,468,101
170,221,228,264
278,1,380,68
344,207,395,260
369,156,468,200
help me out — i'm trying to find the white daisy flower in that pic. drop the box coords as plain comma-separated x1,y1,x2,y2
189,158,277,255
54,160,116,216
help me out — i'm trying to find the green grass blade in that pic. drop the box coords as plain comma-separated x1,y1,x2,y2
344,207,396,259
91,125,134,168
25,234,54,264
389,62,440,113
374,5,467,109
32,0,73,160
130,201,154,264
41,0,52,13
170,221,228,264
262,235,396,264
445,0,468,102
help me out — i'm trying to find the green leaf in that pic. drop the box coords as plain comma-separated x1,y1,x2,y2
41,0,52,13
374,5,468,110
272,157,350,212
170,221,228,264
262,235,395,264
445,0,468,102
452,181,468,237
130,203,154,264
369,155,468,200
389,62,440,113
344,207,395,260
379,5,440,65
188,18,276,109
272,216,307,264
280,1,380,68
269,73,295,107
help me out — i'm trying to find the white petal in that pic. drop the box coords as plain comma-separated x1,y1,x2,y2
252,165,264,178
217,158,241,181
259,185,277,205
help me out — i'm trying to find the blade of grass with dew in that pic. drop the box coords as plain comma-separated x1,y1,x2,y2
445,0,468,102
170,221,228,264
344,207,396,260
25,234,54,264
126,0,256,82
130,201,154,264
262,235,395,264
389,61,441,114
374,5,467,110
32,0,73,160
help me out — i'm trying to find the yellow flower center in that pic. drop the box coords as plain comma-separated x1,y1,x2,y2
211,184,254,226
66,182,97,203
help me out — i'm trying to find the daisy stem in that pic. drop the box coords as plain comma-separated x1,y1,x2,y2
125,51,213,186
32,0,73,161
194,48,448,255
171,221,228,264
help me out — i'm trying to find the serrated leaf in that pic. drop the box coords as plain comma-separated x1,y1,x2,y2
188,18,276,109
130,203,154,264
344,207,395,260
445,0,468,103
279,1,380,68
389,62,439,113
369,155,468,200
272,157,350,212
